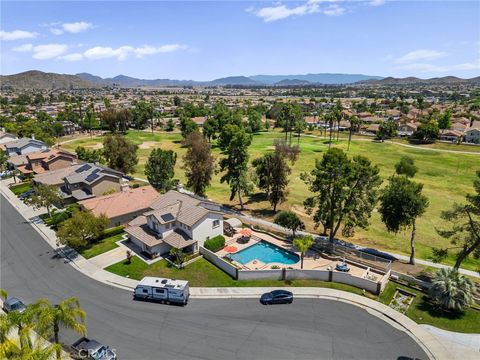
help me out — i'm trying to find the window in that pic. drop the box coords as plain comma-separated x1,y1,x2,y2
154,288,165,294
213,220,220,228
142,289,148,294
166,223,170,229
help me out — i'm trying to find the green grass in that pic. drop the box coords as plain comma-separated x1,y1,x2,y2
10,182,32,195
63,130,480,271
106,255,479,332
105,256,367,293
379,282,480,333
79,232,125,259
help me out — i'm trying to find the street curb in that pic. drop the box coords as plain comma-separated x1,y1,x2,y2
0,182,460,360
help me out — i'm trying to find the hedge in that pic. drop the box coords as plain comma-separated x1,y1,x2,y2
96,225,125,241
204,235,225,252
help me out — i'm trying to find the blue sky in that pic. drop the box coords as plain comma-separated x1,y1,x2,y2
1,1,479,80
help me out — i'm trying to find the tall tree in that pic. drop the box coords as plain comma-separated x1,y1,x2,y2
378,175,428,265
34,297,87,359
27,184,62,217
103,134,138,174
274,211,305,238
56,210,108,249
437,170,480,269
247,110,263,134
302,148,382,243
179,116,198,139
145,148,177,192
293,235,314,269
202,117,219,141
219,125,252,210
182,132,215,196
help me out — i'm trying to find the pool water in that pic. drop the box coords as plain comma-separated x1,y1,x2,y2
229,241,299,265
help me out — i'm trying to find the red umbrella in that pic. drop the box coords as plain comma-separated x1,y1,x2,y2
239,228,252,237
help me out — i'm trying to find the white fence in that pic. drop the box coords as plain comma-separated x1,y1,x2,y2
238,270,283,281
332,271,378,294
285,269,330,281
199,246,237,278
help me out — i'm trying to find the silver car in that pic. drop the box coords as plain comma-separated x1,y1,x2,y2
3,296,26,313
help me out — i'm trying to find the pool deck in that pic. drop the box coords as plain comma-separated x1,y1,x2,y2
218,230,378,280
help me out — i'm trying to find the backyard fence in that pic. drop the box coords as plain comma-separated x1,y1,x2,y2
199,246,238,278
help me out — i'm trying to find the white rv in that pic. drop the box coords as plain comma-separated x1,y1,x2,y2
133,277,190,305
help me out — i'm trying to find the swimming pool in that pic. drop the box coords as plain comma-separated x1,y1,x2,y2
228,241,299,265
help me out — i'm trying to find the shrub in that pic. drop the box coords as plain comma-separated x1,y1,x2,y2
204,235,225,252
96,225,125,241
50,210,71,229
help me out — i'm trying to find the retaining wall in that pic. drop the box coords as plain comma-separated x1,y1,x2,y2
200,246,238,278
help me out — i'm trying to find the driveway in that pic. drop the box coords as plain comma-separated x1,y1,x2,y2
1,195,429,360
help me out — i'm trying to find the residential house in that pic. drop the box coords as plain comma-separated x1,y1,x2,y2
465,121,480,144
398,122,418,137
0,132,18,145
439,129,463,142
79,185,161,227
5,137,48,156
125,190,224,257
33,164,83,188
191,117,207,126
60,163,127,203
9,149,77,176
58,121,78,136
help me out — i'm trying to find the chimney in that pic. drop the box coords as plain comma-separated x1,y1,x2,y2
31,134,36,140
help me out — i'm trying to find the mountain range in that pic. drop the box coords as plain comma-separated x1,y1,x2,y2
1,70,479,89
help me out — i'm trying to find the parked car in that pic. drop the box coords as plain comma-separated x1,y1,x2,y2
71,337,116,360
133,277,189,305
260,290,293,305
19,189,35,200
0,170,12,178
2,296,26,313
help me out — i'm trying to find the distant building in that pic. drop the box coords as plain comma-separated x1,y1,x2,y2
5,137,48,156
8,149,77,176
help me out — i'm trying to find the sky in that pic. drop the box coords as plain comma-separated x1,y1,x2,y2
1,1,479,80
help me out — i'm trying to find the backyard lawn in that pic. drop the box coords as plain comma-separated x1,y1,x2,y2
79,232,126,259
9,182,33,195
379,282,480,333
62,130,480,271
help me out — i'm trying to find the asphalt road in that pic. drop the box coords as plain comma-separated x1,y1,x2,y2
0,195,429,360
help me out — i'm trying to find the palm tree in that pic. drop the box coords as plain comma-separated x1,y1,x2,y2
1,307,38,353
4,336,63,360
34,297,86,359
429,268,474,312
293,235,314,269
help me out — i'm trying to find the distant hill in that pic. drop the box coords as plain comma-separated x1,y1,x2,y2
250,73,383,84
274,79,312,86
1,70,97,89
362,76,480,86
210,76,260,85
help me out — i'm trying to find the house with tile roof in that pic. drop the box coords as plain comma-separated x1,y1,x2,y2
8,148,77,176
5,137,48,156
125,190,224,257
465,121,480,144
78,185,161,227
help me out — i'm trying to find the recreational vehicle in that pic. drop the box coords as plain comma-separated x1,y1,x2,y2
133,277,190,305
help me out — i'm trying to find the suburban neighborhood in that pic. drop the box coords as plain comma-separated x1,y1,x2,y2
1,1,479,360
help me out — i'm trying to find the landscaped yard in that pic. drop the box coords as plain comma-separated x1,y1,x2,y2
9,182,32,195
62,130,480,271
79,232,126,259
379,282,480,333
105,254,480,332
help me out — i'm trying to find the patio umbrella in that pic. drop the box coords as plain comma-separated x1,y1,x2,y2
239,228,252,237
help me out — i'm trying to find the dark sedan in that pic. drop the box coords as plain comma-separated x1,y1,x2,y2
260,290,294,305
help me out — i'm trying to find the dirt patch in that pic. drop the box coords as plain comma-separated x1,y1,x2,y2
86,143,103,150
138,141,159,150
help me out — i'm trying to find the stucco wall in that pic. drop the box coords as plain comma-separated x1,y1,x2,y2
191,213,223,247
237,270,283,281
200,246,237,278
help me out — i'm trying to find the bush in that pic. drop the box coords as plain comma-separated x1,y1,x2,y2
204,235,225,252
96,225,125,242
50,211,71,229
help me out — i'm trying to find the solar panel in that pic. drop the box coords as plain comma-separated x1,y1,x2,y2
85,172,100,182
161,213,175,222
75,164,91,173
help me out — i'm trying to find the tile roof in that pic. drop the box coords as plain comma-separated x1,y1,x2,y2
162,229,196,249
125,224,163,247
79,186,160,219
5,137,46,150
65,163,123,185
33,164,82,185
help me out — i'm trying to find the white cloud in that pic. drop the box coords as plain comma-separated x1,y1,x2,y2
50,21,94,35
58,53,83,62
12,43,33,52
32,44,69,59
397,62,480,73
0,29,38,41
393,49,449,64
83,46,135,61
247,1,321,22
83,44,186,60
323,4,346,16
13,43,69,60
369,0,385,6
